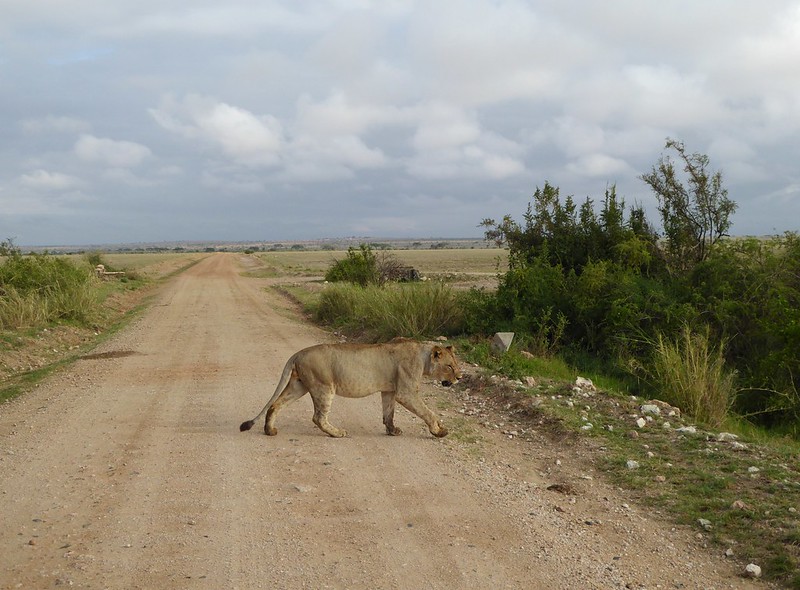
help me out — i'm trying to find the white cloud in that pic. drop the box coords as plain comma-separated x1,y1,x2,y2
74,134,152,168
19,169,82,190
294,91,406,137
407,102,525,180
149,95,283,167
566,154,633,178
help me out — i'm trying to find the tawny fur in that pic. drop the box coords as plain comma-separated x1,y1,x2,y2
239,341,461,438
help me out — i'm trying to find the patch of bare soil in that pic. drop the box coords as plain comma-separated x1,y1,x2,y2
0,253,767,589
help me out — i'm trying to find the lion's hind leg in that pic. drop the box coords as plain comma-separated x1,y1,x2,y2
309,386,348,438
264,377,307,435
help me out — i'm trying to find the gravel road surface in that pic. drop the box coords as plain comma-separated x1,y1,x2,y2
0,254,763,589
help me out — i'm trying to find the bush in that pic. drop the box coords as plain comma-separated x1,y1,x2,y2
647,325,736,427
0,248,99,329
324,244,380,286
316,282,464,341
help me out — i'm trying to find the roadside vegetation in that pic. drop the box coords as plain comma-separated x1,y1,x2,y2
312,139,800,586
0,244,196,402
0,240,100,329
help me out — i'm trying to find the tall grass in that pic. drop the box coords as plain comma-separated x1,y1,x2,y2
315,282,464,341
649,324,736,427
0,252,99,329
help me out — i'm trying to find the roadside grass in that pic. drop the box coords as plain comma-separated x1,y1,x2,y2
0,253,202,403
315,282,464,341
454,344,800,588
265,252,800,587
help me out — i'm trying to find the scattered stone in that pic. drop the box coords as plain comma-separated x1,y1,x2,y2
580,423,593,431
698,518,713,531
523,376,537,387
747,466,760,474
730,442,748,451
662,421,672,430
635,417,647,429
627,430,639,439
574,376,596,392
644,399,682,417
626,460,640,470
731,500,751,511
491,332,515,354
520,350,535,359
725,548,734,558
546,483,576,495
654,475,666,483
292,484,313,493
715,432,739,442
744,563,762,578
675,426,697,434
640,404,661,416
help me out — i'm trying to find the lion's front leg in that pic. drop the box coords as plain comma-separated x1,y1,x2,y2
381,391,403,436
396,389,448,438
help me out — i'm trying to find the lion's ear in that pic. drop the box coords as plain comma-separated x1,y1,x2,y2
445,345,454,352
432,346,443,359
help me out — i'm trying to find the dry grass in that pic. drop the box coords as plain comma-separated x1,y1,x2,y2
649,324,737,428
258,248,507,278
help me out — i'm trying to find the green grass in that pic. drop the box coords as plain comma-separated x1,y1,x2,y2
315,281,465,341
0,252,199,403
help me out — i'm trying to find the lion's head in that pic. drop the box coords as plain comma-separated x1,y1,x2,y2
429,345,462,387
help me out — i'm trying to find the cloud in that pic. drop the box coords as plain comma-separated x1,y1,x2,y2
407,102,525,180
149,95,283,167
74,134,152,168
565,154,634,178
19,169,82,191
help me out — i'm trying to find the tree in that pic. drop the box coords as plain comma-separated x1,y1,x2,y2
640,139,737,276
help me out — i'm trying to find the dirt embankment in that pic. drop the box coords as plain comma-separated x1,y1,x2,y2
0,253,764,589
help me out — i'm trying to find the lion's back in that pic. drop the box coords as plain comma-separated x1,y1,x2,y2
294,342,423,396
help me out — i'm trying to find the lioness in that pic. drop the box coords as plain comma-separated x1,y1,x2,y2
239,340,461,438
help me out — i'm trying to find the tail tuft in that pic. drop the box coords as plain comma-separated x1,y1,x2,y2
240,420,255,432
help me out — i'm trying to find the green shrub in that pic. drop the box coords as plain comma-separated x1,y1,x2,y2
648,324,736,427
316,282,463,341
0,250,99,328
324,244,380,286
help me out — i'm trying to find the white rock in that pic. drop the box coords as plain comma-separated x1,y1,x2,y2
675,426,697,434
698,518,712,530
635,417,647,428
716,432,739,441
575,376,596,392
640,404,661,416
626,460,640,470
491,332,515,354
581,423,593,431
747,466,760,474
744,563,762,578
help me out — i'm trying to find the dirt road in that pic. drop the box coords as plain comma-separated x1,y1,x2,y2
1,254,762,589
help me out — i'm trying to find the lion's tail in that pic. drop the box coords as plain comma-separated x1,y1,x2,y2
239,353,299,432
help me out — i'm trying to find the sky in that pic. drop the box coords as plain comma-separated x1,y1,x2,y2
1,1,799,246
